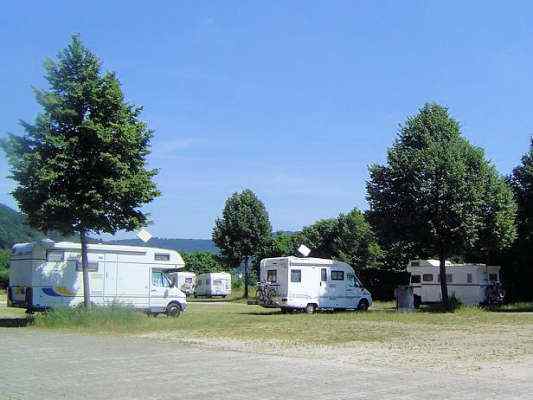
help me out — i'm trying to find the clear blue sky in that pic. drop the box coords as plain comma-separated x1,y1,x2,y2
1,1,532,239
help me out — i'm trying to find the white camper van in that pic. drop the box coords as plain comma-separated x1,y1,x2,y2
7,240,187,316
194,272,231,298
407,259,504,306
257,257,372,313
168,271,197,296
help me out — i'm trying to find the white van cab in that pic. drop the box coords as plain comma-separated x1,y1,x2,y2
257,256,372,313
7,239,187,316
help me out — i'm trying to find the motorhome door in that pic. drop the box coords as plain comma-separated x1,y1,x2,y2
150,270,170,310
318,267,333,308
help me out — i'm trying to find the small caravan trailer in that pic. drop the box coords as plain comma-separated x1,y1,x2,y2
169,271,197,296
194,272,231,298
407,259,504,306
7,240,187,316
257,257,372,313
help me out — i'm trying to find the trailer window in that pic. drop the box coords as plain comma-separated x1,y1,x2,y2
321,268,327,282
489,273,498,282
331,271,344,281
267,269,277,283
75,261,98,272
290,269,301,283
411,274,421,284
437,274,453,283
467,273,473,283
422,274,433,282
155,253,170,261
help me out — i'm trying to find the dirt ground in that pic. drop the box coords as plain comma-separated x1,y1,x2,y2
1,326,532,400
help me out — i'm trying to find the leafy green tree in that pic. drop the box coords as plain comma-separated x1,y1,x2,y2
182,252,225,275
295,218,338,258
507,138,533,300
295,209,382,271
367,103,516,309
1,36,159,307
212,189,272,298
333,209,383,271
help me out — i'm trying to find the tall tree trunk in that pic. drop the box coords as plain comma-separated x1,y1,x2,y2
439,253,450,310
80,229,90,308
244,255,249,299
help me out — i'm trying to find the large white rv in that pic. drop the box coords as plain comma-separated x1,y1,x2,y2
257,257,372,313
407,259,503,306
168,271,197,296
194,272,231,298
7,239,187,316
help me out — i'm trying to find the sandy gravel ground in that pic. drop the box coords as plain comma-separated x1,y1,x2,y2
1,327,532,400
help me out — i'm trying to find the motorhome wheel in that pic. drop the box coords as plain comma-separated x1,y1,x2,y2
357,299,369,311
305,304,316,314
166,303,181,317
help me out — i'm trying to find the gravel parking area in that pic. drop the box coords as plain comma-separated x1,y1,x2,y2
1,328,532,400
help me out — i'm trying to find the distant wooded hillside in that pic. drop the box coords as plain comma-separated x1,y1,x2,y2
0,203,43,249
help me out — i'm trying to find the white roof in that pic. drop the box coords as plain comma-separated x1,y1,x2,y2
262,256,351,268
12,240,184,266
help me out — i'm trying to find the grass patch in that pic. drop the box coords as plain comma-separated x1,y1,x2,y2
29,300,533,346
33,304,147,331
188,287,257,303
0,290,26,318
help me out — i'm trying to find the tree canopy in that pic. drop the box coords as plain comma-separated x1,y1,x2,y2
1,35,159,306
366,103,516,307
506,138,533,300
212,189,272,297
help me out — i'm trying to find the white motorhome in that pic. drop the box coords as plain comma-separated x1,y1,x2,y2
407,259,503,306
7,239,187,316
168,271,197,296
257,257,372,313
194,272,231,298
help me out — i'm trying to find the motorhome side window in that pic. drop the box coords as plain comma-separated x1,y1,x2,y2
75,261,98,272
321,268,327,282
331,271,344,280
411,275,421,284
290,269,301,283
347,273,356,287
154,253,170,261
267,269,277,283
47,251,64,262
422,274,433,282
467,273,473,283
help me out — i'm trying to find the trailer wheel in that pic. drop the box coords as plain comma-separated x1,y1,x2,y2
357,299,369,311
166,303,181,318
305,303,316,314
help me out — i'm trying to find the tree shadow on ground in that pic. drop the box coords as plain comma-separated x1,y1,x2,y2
0,317,33,327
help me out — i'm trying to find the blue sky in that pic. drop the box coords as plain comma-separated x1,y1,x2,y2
1,1,532,239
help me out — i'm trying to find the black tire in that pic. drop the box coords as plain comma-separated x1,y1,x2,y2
305,303,316,314
357,299,369,311
166,303,181,318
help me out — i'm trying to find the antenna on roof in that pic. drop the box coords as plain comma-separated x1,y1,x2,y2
136,228,152,243
297,244,311,257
